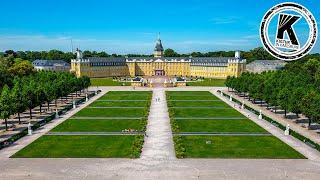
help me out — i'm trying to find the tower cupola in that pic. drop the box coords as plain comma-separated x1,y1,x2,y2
154,33,164,57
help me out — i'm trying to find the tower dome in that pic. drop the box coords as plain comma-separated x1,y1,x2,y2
154,33,164,57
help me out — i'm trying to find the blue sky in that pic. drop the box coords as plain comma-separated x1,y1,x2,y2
0,0,319,54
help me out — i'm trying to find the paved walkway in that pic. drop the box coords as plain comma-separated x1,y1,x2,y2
141,88,176,160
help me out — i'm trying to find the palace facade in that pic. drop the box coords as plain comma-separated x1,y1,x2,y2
70,37,246,78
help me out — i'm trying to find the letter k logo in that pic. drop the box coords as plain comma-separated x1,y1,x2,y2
276,13,301,45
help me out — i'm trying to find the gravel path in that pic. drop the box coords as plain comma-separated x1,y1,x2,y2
141,88,176,160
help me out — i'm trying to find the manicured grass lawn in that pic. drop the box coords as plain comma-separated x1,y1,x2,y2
167,91,213,96
175,119,267,133
74,108,148,117
52,119,145,132
186,78,225,87
99,95,151,100
171,108,242,118
167,96,218,100
178,136,305,159
107,91,152,96
169,91,304,159
99,96,150,100
167,101,229,107
90,78,130,86
12,135,141,158
90,101,149,107
166,91,218,100
13,90,151,158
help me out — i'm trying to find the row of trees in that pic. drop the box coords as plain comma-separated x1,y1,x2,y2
0,71,91,130
2,50,75,63
225,58,320,126
6,47,315,64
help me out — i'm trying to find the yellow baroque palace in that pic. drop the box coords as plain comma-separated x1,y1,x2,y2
71,37,246,78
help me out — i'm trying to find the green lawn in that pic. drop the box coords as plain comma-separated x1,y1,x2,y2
167,96,218,101
166,91,219,100
12,135,142,158
90,78,130,86
74,108,148,117
106,91,152,96
52,119,146,132
168,91,304,159
167,91,213,96
170,108,242,118
12,90,151,158
90,101,149,107
99,96,150,101
98,95,151,101
167,100,229,107
177,136,305,159
174,119,267,133
186,78,225,87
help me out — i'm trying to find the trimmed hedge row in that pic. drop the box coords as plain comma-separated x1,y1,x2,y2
131,135,145,158
220,90,320,152
173,136,186,158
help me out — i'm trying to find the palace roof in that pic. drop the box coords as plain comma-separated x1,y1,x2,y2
32,59,70,67
74,56,244,67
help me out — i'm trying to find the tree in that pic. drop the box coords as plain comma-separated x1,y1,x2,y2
277,88,290,118
8,60,35,77
164,48,179,57
36,84,46,114
288,87,305,117
12,79,26,124
43,83,55,111
22,80,39,119
0,85,13,130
